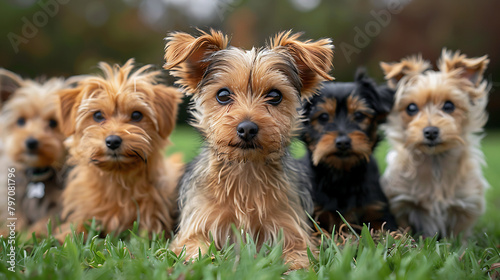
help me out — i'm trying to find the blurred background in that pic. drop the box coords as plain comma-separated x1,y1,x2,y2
1,0,499,126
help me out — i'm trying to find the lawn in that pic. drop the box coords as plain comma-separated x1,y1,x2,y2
1,125,499,279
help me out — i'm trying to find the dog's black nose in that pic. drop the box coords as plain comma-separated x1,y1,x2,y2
423,126,439,141
237,121,259,141
335,135,351,151
105,135,122,150
25,137,39,151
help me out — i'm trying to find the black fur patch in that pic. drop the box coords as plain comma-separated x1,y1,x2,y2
300,68,398,232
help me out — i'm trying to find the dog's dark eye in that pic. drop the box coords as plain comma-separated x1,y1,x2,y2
17,117,26,127
131,111,143,122
49,119,58,128
216,88,232,105
266,90,282,105
442,101,455,113
93,111,105,122
317,113,329,124
353,112,366,122
406,103,419,116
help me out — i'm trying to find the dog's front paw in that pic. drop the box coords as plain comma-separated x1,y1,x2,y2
285,251,311,270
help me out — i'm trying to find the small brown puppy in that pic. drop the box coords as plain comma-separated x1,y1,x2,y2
57,59,183,239
164,29,334,269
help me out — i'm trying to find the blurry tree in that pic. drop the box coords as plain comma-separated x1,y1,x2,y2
1,0,498,126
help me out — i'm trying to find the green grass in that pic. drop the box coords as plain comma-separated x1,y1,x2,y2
1,126,499,279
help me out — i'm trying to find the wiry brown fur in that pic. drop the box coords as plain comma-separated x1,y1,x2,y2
164,29,333,269
57,59,183,239
380,49,490,238
0,69,78,235
380,55,431,89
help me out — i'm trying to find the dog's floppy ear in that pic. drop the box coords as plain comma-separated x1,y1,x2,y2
153,85,182,139
438,49,489,87
380,55,430,89
0,68,24,106
164,29,229,95
270,31,334,100
58,87,83,136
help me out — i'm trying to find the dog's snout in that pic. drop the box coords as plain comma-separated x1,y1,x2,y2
423,126,440,141
236,121,259,141
25,137,39,151
335,135,351,151
105,135,122,150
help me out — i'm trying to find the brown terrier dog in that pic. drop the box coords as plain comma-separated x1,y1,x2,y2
57,59,182,239
164,30,334,269
380,50,489,238
0,69,77,236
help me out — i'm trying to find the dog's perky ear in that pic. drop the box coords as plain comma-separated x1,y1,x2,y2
438,49,489,87
355,68,394,119
270,31,334,100
0,68,24,106
380,55,430,89
58,87,82,136
153,85,182,139
374,85,396,123
164,29,229,95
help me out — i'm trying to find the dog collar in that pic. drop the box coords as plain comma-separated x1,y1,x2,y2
25,167,54,183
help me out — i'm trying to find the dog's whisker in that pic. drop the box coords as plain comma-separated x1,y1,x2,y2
132,150,146,163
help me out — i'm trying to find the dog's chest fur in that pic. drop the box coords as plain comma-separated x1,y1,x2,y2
383,144,486,236
308,154,380,212
178,148,312,244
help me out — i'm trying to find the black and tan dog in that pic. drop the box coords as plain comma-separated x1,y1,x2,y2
301,69,397,233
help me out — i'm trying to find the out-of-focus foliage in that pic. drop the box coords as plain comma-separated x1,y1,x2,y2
1,0,499,125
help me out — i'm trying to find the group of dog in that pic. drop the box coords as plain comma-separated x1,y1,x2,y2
0,29,490,269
